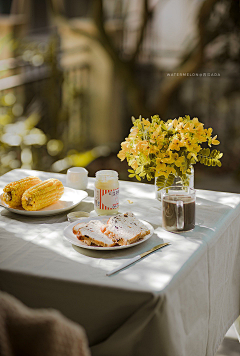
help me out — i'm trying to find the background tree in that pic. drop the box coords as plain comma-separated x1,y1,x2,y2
50,0,240,119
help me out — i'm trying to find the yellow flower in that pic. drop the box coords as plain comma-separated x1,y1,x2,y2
175,156,185,167
176,122,184,132
169,136,182,151
142,118,150,127
194,122,205,134
121,141,130,150
195,130,207,142
117,150,126,161
161,151,178,164
152,126,161,138
211,135,220,145
166,166,176,175
118,114,222,186
156,170,168,178
171,152,179,160
129,127,139,137
206,127,213,138
184,122,195,133
131,160,138,170
172,119,178,128
118,141,130,160
135,140,149,152
156,162,166,171
149,145,159,155
184,137,198,152
156,132,166,144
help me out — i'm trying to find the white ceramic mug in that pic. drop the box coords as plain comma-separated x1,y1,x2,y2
66,167,88,190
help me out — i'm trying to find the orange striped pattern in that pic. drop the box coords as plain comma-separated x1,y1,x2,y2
96,188,119,210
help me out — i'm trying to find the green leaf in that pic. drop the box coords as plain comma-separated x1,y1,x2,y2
205,148,210,156
210,149,218,158
166,173,175,187
156,175,167,190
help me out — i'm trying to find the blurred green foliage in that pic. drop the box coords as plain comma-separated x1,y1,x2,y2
0,86,102,175
0,35,100,175
0,94,47,174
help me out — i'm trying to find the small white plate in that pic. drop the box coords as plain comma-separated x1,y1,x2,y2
64,216,154,250
0,187,88,216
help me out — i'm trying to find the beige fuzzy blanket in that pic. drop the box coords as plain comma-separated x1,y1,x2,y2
0,292,91,356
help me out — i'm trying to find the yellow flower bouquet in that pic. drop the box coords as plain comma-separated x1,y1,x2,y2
118,115,223,189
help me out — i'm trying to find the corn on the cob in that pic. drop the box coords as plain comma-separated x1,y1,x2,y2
2,176,42,208
22,178,64,211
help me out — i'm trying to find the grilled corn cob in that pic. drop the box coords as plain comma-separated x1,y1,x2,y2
22,178,64,211
2,176,42,208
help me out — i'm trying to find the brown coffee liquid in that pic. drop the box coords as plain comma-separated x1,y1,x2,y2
162,196,195,232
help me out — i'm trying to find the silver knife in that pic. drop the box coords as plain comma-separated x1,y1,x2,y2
106,242,170,276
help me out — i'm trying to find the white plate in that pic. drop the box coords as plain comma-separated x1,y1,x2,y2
64,216,154,250
0,187,88,216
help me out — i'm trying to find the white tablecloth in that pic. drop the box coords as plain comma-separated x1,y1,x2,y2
0,169,240,356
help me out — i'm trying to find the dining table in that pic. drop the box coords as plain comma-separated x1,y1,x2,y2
0,168,240,356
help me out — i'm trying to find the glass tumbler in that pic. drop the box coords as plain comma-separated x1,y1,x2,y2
161,186,196,232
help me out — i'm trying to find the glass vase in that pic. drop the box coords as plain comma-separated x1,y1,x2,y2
155,166,194,201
